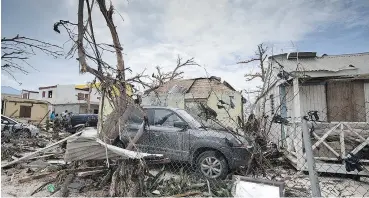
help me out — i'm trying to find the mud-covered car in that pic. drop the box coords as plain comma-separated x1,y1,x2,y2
1,115,40,138
115,106,253,179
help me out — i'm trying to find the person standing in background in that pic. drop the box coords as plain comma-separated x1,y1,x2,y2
50,111,56,121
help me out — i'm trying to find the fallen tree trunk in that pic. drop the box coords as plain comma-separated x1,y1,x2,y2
109,159,147,197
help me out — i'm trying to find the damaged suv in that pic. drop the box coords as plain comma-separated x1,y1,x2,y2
115,106,252,179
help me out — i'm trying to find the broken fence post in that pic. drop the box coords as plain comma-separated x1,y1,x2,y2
301,118,322,197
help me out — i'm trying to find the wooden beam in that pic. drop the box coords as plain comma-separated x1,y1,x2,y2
340,123,345,163
292,78,301,122
2,130,84,168
312,123,341,150
312,132,340,157
351,137,369,155
343,123,366,141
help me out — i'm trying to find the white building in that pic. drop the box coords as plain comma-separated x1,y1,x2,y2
257,52,369,175
38,84,101,114
21,89,39,100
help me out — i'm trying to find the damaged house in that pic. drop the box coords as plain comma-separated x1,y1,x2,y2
142,76,246,131
257,52,369,175
37,83,133,115
1,96,50,123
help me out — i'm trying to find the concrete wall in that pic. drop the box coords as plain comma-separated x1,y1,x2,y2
206,90,243,130
39,87,58,104
142,92,185,108
28,92,39,100
39,85,92,104
53,104,80,115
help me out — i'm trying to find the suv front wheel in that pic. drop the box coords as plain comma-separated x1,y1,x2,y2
197,150,228,179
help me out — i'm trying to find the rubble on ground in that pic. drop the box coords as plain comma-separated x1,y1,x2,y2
2,127,369,197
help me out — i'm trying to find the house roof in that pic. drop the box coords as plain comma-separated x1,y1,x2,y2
22,89,39,93
146,77,238,98
154,79,196,94
39,85,57,90
270,52,369,73
1,86,21,95
3,96,50,104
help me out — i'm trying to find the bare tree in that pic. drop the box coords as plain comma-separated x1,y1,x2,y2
1,35,63,84
238,43,274,107
127,56,199,92
54,0,198,196
237,43,277,175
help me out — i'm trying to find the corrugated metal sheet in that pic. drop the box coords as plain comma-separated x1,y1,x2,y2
299,84,327,120
64,128,162,162
272,52,369,73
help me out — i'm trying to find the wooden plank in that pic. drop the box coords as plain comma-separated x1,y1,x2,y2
294,124,305,170
2,130,84,168
351,137,369,155
300,84,327,121
77,169,106,177
311,123,340,150
292,78,301,122
327,80,365,122
364,83,369,122
343,123,366,141
314,157,340,161
19,172,58,183
312,132,340,157
340,123,345,162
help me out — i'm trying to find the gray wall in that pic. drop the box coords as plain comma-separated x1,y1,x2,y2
53,104,80,115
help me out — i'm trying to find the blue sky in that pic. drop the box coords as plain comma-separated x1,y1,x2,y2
1,0,369,92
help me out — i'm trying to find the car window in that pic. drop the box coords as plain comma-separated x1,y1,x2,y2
1,116,16,125
153,109,181,127
127,108,145,124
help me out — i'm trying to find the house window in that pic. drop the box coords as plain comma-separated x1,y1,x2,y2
77,93,84,100
93,109,98,114
22,93,28,99
48,90,53,98
19,106,32,118
97,97,101,100
42,91,45,98
270,94,275,115
85,94,89,100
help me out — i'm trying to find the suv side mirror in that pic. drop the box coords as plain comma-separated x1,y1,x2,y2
174,121,188,129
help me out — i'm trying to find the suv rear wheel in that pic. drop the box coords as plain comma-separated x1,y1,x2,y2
197,150,228,179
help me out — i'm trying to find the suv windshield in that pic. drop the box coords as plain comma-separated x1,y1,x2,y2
176,109,226,130
176,109,202,128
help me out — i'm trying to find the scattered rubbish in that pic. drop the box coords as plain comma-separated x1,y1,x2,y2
47,184,56,193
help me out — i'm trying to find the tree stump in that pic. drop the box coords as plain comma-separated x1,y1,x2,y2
109,159,147,197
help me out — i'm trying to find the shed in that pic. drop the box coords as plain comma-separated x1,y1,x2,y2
2,96,50,123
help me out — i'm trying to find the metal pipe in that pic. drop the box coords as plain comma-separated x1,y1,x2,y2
302,118,322,197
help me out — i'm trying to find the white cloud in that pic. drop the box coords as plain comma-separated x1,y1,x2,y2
2,0,368,94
